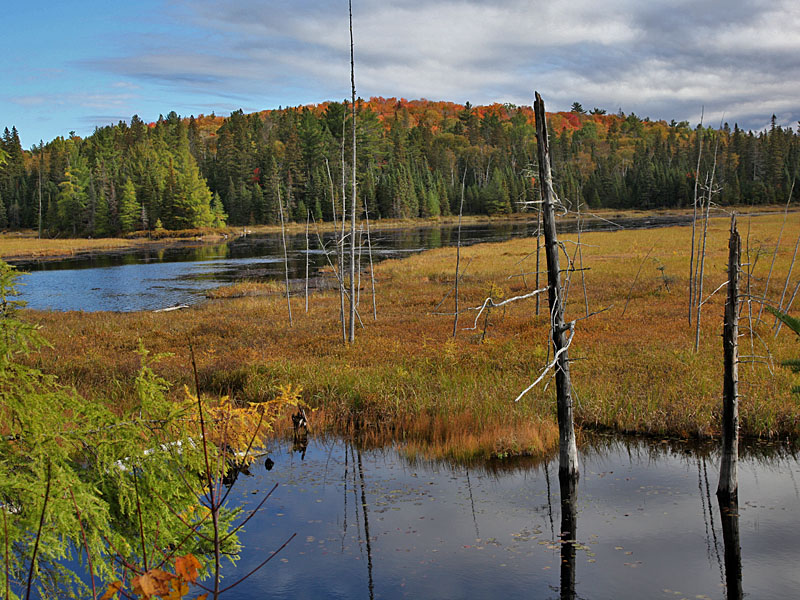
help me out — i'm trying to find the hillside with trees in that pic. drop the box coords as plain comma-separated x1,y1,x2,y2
1,98,797,236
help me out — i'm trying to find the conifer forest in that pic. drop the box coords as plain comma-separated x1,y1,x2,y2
1,98,798,236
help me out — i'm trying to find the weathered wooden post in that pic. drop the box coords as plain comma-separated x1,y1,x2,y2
718,213,740,498
534,91,579,480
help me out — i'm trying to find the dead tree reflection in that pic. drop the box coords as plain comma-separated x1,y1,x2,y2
717,493,743,600
559,472,578,600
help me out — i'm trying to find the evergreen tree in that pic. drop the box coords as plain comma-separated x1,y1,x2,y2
119,177,141,233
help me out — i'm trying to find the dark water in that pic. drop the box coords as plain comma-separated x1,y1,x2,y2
11,215,691,312
220,437,799,600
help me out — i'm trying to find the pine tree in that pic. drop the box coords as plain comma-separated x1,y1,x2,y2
119,177,141,233
211,192,227,227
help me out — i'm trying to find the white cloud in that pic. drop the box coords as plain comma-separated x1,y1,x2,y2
80,0,800,130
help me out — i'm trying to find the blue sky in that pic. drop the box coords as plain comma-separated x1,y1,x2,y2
3,0,799,148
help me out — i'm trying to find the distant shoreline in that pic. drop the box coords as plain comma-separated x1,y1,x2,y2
1,205,790,264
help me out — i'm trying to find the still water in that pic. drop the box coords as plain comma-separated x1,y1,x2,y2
11,215,690,312
221,436,799,600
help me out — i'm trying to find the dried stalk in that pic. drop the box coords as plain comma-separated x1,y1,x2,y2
453,165,467,337
775,228,800,322
694,130,720,351
363,197,377,320
276,185,293,326
694,192,711,352
758,179,795,321
305,210,310,313
576,200,589,317
621,246,654,317
689,109,704,324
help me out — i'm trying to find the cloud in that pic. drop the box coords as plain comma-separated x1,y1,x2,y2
78,0,800,130
9,95,49,107
10,91,137,112
112,81,141,90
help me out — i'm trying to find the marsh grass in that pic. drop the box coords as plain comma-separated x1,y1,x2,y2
21,211,800,460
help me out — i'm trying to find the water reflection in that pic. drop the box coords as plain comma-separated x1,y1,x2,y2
218,436,800,600
559,473,578,600
13,215,695,311
718,492,743,600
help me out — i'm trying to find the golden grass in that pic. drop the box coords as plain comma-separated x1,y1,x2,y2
19,209,800,461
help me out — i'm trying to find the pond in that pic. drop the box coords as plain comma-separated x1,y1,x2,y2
11,214,692,312
219,436,799,600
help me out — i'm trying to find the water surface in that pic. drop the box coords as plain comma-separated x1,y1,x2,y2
220,437,799,599
12,215,692,311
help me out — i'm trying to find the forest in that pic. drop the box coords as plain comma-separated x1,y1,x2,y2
1,97,798,236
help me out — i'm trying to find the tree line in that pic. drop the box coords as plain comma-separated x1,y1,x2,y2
0,98,798,236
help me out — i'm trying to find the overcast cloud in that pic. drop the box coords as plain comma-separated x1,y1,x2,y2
3,0,798,146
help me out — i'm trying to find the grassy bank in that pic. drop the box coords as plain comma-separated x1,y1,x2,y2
21,210,800,460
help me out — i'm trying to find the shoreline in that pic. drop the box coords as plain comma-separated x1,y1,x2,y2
2,206,791,264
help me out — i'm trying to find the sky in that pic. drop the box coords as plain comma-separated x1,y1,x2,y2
3,0,799,149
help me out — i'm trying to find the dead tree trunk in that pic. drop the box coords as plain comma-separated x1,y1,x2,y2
534,92,579,480
535,203,542,316
718,214,740,498
348,0,357,343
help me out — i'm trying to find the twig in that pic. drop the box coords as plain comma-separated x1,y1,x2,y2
26,462,52,600
462,288,547,330
3,493,10,600
68,487,97,599
132,468,148,573
698,280,729,308
218,533,296,594
514,323,576,402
